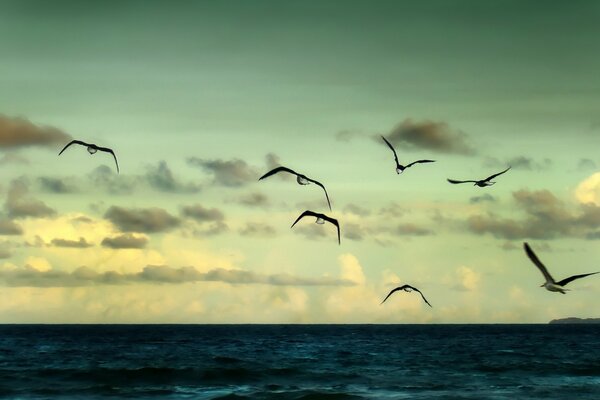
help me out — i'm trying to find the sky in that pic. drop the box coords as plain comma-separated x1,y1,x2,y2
1,0,599,323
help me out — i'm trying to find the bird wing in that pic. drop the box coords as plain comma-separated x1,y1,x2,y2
290,210,319,228
523,242,555,284
447,179,477,184
96,146,120,174
58,140,89,155
556,272,600,287
307,178,332,211
380,285,408,304
259,166,298,180
322,214,340,245
484,167,511,182
381,136,399,165
405,159,436,169
408,285,433,307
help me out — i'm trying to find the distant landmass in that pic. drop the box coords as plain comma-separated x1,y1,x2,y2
549,317,600,324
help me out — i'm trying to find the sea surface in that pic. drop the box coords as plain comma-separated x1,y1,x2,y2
0,324,599,399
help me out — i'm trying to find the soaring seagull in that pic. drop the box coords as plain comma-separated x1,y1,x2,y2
291,210,340,245
524,242,599,294
381,284,432,307
259,166,331,211
59,140,120,173
381,136,435,174
447,166,510,187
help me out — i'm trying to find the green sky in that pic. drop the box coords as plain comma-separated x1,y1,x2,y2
1,0,599,323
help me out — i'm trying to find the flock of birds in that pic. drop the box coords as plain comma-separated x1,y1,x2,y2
57,136,599,310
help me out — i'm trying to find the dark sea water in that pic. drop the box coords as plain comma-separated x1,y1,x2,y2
0,324,599,399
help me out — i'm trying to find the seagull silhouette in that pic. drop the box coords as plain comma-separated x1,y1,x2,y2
524,243,599,294
447,167,510,187
381,284,432,307
259,166,331,210
59,140,119,173
291,210,340,245
381,136,435,174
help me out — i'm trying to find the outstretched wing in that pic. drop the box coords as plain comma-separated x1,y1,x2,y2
96,146,120,174
484,167,511,182
322,215,340,245
290,210,319,228
408,285,433,307
307,178,332,211
524,242,555,284
556,272,600,287
405,159,436,169
259,166,299,181
447,179,477,184
58,140,89,156
380,285,408,304
381,136,399,165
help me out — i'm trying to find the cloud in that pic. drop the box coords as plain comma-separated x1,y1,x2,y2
335,130,365,143
384,119,475,155
575,172,600,205
0,153,29,165
0,115,71,149
483,156,551,171
50,237,93,248
394,223,433,236
469,194,497,204
145,161,201,193
343,203,371,217
378,202,405,217
466,189,600,240
187,157,258,187
236,192,270,208
180,204,224,222
5,178,56,219
104,206,180,233
0,264,356,288
264,153,293,181
577,158,597,171
88,166,140,195
38,177,79,194
343,223,366,241
0,220,23,235
239,222,277,237
453,266,481,292
101,233,148,249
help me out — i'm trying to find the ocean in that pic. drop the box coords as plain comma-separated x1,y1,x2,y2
0,324,598,399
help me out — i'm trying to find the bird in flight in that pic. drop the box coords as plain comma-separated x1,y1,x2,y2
447,166,510,187
524,242,599,294
259,166,331,210
381,284,432,307
291,210,340,245
381,136,435,174
59,140,120,173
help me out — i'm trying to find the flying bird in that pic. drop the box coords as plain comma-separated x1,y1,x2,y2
291,210,340,245
59,140,120,173
447,166,510,187
381,284,432,307
259,166,331,210
381,136,435,174
524,242,599,294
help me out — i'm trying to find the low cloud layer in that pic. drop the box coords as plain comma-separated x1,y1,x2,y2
0,264,356,288
0,115,71,149
145,161,201,193
384,119,475,155
104,206,181,233
187,157,258,187
5,178,56,219
101,233,148,249
51,237,93,248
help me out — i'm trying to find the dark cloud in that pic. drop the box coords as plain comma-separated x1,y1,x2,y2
335,130,365,143
0,220,23,235
264,153,293,182
187,157,258,187
394,223,433,236
343,203,371,217
577,158,597,171
101,233,148,249
466,189,600,240
483,156,551,171
51,237,93,248
0,264,356,287
145,161,201,193
0,115,71,149
378,202,405,217
343,223,365,241
239,222,277,237
181,204,224,222
469,194,497,204
0,248,11,259
38,177,79,194
384,119,475,155
88,165,140,195
104,206,180,233
236,192,270,208
5,178,56,219
292,223,328,241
